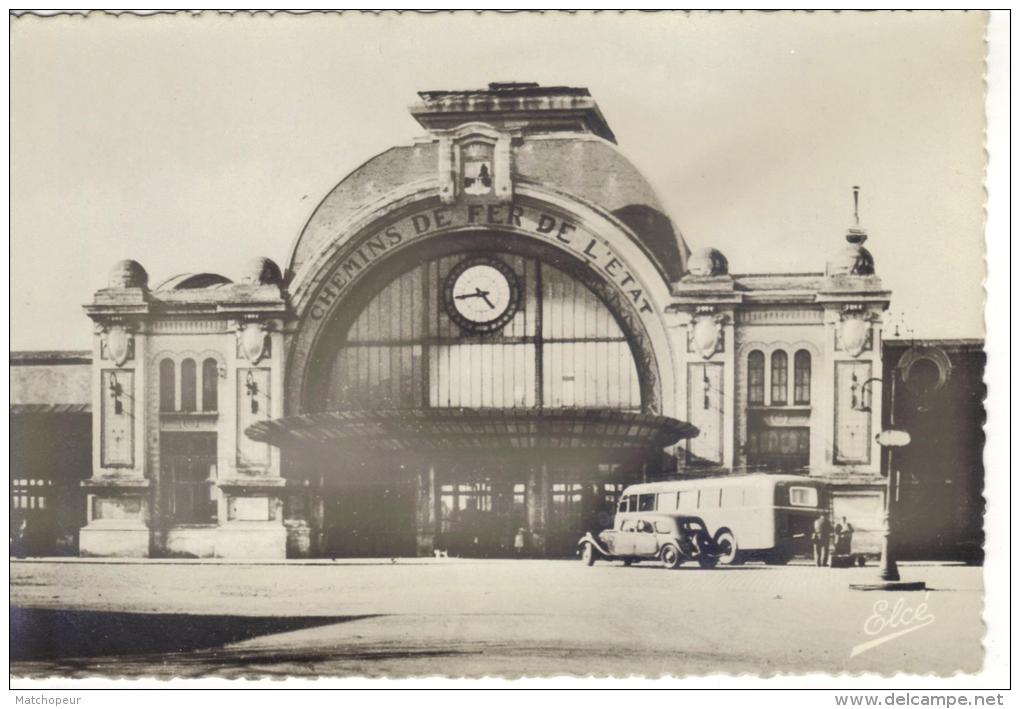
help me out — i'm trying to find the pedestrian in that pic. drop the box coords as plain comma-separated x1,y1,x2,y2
514,528,526,558
812,513,831,567
13,517,28,559
836,516,854,557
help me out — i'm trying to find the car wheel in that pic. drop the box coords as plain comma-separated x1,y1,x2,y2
714,529,743,565
660,544,683,569
580,542,597,566
698,555,719,569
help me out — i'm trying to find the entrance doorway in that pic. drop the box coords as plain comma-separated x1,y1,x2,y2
545,481,625,557
437,480,527,557
321,483,416,558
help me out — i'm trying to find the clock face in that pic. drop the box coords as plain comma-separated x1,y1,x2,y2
444,258,520,333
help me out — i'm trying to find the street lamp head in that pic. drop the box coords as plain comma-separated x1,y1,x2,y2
876,429,911,448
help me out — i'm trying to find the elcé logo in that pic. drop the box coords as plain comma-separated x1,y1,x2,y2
851,593,935,658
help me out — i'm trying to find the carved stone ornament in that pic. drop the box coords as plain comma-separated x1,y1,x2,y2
691,313,726,359
437,123,513,205
238,321,269,364
839,310,874,358
104,324,133,367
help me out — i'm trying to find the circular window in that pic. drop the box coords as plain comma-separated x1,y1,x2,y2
897,346,952,399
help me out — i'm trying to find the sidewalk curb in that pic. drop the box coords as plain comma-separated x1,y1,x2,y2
9,557,580,567
10,557,973,568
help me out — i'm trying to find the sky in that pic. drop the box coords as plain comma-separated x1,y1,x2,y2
9,11,989,350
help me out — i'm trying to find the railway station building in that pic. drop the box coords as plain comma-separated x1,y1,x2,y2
16,82,953,559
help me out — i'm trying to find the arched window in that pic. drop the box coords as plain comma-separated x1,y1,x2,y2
794,350,812,405
771,351,788,405
321,255,642,412
159,359,176,412
180,359,197,412
747,351,765,405
202,358,219,412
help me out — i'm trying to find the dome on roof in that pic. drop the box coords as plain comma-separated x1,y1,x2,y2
157,273,233,290
108,260,148,289
826,229,875,277
289,136,690,284
686,247,729,277
242,257,283,286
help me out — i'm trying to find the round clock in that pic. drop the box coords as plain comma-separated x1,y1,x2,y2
443,257,521,333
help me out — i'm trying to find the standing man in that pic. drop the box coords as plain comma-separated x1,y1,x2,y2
836,516,854,557
12,517,28,559
812,513,832,567
514,528,526,558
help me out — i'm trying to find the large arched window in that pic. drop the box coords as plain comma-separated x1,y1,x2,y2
180,359,197,412
794,350,812,405
321,253,642,411
747,350,765,405
770,351,788,405
159,359,176,412
202,358,219,412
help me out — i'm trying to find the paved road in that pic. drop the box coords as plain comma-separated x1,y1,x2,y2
10,559,982,679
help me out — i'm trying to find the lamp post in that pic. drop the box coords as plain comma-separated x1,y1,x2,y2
849,375,926,591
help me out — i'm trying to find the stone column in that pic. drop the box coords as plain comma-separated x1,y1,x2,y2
81,271,154,558
527,462,549,556
415,462,437,556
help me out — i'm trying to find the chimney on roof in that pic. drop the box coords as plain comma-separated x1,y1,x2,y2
410,81,616,143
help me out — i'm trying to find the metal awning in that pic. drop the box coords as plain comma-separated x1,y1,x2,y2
245,408,697,453
10,403,91,415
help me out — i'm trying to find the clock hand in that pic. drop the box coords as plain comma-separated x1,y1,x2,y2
476,289,495,309
453,288,494,309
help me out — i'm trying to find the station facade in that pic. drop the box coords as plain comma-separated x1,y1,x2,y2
74,83,895,558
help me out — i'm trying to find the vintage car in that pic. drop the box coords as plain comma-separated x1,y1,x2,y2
578,513,720,569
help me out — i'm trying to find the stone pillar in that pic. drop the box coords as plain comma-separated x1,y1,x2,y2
415,462,437,556
527,462,549,555
81,271,154,557
313,477,326,557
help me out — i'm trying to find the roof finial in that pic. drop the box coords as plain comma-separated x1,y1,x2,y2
846,185,867,245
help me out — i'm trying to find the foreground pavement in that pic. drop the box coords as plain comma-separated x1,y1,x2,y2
10,558,983,679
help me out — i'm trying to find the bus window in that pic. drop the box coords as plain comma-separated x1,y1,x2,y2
618,498,628,513
657,492,676,512
721,488,746,507
702,488,721,510
638,494,655,512
789,486,818,507
627,495,637,511
677,490,697,511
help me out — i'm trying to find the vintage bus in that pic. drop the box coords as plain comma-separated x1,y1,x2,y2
615,474,827,564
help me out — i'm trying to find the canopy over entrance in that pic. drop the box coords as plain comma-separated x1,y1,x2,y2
246,408,697,455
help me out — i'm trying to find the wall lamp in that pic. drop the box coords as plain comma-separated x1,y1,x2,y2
245,371,260,415
850,375,882,412
109,372,124,415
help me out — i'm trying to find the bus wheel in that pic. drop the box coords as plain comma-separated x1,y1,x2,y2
660,545,683,569
622,558,634,566
581,543,597,566
765,551,790,566
714,530,743,565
